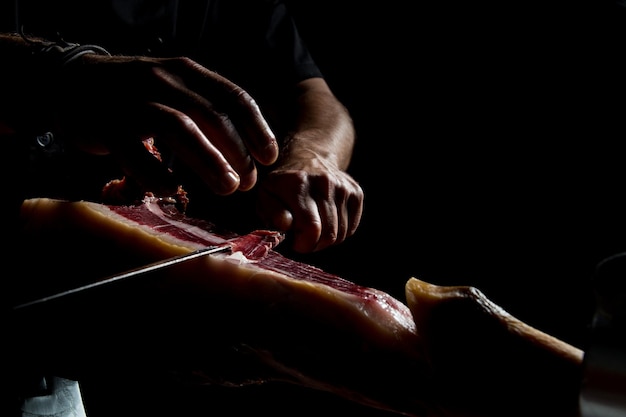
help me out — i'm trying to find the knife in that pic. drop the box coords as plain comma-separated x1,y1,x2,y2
12,244,232,311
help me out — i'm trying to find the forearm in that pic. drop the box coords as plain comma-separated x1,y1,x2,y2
280,77,355,170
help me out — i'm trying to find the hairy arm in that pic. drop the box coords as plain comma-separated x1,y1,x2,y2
281,77,356,170
257,77,364,253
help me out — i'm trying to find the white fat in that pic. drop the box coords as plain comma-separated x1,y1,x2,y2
223,251,251,265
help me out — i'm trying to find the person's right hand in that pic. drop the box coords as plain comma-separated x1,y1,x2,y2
55,54,279,196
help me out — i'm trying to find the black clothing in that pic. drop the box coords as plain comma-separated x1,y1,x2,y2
10,0,322,107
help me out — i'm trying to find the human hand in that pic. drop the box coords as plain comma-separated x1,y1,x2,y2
55,54,278,196
255,151,364,253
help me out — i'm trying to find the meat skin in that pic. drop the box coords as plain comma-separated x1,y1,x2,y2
15,197,584,417
405,279,584,417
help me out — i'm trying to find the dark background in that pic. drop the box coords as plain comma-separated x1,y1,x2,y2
283,0,626,350
8,1,626,416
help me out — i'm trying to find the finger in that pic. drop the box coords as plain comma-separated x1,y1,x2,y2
335,194,350,245
192,108,258,191
315,199,339,251
310,179,339,250
141,102,243,195
289,194,323,253
344,178,365,237
256,189,293,232
225,87,279,166
168,58,279,166
151,65,258,191
346,185,365,236
259,174,321,253
292,212,322,253
313,178,364,249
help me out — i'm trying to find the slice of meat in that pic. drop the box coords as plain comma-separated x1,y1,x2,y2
14,197,584,417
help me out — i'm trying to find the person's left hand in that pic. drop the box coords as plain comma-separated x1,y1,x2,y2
255,151,364,253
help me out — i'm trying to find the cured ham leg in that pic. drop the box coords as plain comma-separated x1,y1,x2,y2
13,197,584,417
405,279,584,417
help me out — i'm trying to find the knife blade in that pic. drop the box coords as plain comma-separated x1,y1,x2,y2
12,244,232,311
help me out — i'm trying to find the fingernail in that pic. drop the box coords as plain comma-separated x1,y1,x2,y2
265,140,279,163
219,171,240,194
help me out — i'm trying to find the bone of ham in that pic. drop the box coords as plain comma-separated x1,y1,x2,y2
16,197,584,417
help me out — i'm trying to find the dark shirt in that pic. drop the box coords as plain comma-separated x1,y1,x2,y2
9,0,323,104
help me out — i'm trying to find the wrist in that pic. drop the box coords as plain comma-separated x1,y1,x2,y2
7,31,110,136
